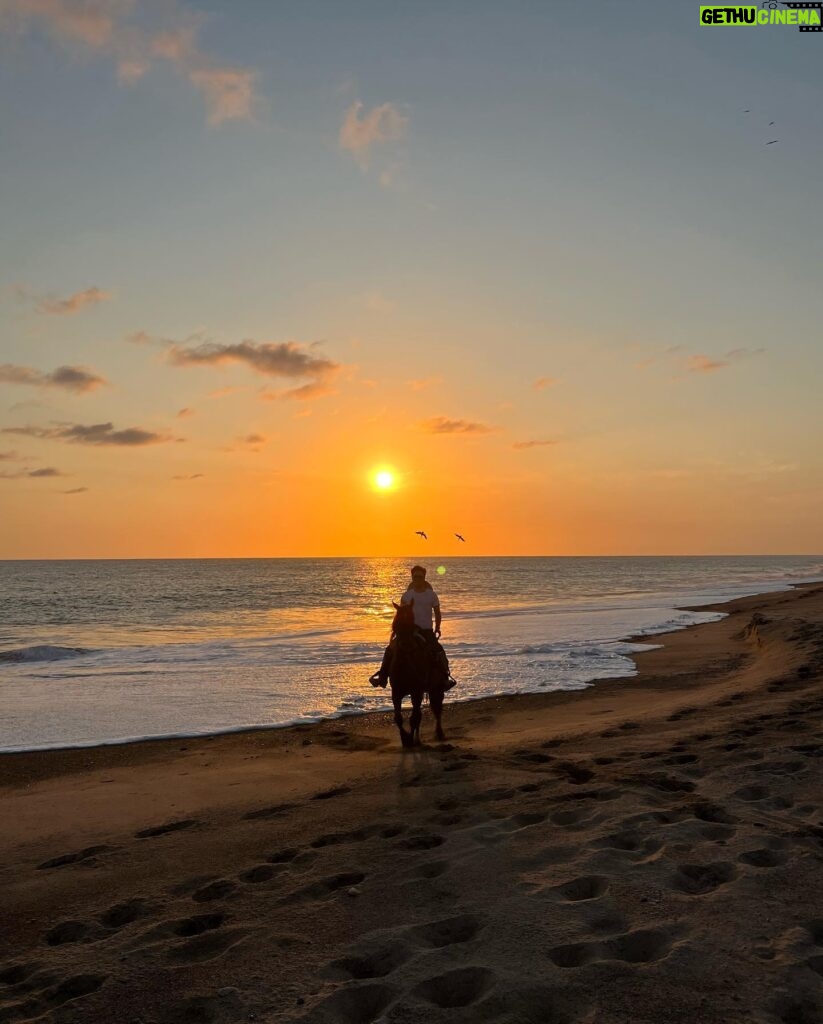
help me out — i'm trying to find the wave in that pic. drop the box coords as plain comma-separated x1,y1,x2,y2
0,644,93,664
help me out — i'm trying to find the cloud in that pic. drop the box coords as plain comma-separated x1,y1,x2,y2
168,338,340,402
262,381,337,402
686,354,728,374
407,376,442,392
361,290,394,313
34,286,111,315
340,101,407,169
0,0,258,126
168,339,337,378
639,346,765,375
726,347,765,361
176,407,195,418
512,439,558,450
0,465,64,479
240,433,266,445
533,376,557,391
172,473,203,480
0,363,107,393
61,486,89,494
2,421,176,446
418,417,494,436
0,450,19,460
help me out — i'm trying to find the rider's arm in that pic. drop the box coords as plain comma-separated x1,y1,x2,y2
434,602,442,636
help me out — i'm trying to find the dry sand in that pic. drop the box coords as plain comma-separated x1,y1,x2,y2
2,583,823,1024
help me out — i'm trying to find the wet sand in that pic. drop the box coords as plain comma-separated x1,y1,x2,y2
1,582,823,1024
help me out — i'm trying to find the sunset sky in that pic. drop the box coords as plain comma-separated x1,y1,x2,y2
1,0,821,558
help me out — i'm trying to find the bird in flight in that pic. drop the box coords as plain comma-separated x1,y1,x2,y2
415,530,428,540
769,121,775,126
743,109,750,113
455,533,466,543
766,140,779,145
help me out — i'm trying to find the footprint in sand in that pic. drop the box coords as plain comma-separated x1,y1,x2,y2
192,879,239,902
551,875,609,903
593,830,664,860
408,913,484,948
412,966,496,1008
737,848,788,868
37,845,116,870
99,898,149,929
312,785,352,800
45,921,95,947
398,833,445,851
325,941,411,981
134,818,198,839
548,924,683,968
553,762,596,785
301,982,397,1023
0,972,108,1019
239,864,283,884
670,861,737,895
286,872,366,903
243,801,298,821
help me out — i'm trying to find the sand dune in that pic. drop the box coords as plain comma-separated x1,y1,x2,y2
1,583,823,1023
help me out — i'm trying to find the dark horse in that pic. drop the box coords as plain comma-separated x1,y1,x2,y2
388,601,446,748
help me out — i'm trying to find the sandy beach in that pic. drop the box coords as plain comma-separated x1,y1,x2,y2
2,582,823,1024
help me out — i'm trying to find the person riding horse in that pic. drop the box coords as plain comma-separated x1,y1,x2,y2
371,565,453,690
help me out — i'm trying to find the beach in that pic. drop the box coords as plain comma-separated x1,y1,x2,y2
2,581,823,1024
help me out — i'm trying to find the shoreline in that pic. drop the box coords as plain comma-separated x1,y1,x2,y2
2,581,823,1022
1,578,819,763
1,580,820,785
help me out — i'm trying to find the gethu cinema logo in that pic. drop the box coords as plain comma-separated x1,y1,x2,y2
700,3,823,29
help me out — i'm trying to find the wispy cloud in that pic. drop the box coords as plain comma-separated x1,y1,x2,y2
0,0,258,125
0,450,19,461
0,465,64,479
361,289,394,313
176,407,195,418
24,286,112,316
340,101,406,165
419,417,495,436
61,486,88,494
407,376,442,392
0,363,107,393
533,376,557,391
512,439,558,450
172,473,203,480
638,346,765,375
686,348,765,374
263,381,337,402
2,421,176,446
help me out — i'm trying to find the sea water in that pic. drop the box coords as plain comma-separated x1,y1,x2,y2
0,556,821,752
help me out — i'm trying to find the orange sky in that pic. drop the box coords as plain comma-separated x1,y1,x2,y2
1,2,822,558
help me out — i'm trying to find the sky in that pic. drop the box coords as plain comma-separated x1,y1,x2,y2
0,0,821,558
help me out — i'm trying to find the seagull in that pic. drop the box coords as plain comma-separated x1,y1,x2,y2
766,140,779,145
455,533,466,543
415,530,428,540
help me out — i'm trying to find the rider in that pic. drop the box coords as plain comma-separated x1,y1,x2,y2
371,565,454,688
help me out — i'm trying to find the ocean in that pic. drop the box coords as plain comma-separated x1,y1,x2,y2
1,556,821,753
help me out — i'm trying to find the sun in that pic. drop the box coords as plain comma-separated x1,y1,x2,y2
373,468,395,491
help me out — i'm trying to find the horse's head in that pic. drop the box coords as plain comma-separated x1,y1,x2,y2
391,599,415,638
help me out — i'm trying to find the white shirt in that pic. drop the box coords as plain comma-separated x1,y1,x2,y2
401,585,440,631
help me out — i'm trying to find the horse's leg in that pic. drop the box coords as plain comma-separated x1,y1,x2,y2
429,687,446,741
392,688,413,748
410,691,423,746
